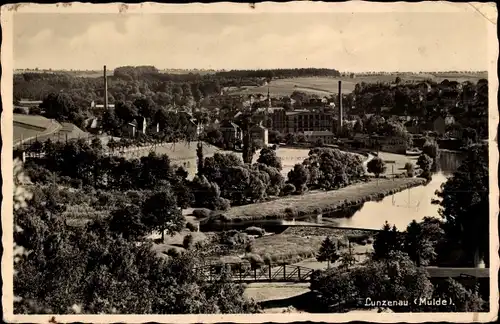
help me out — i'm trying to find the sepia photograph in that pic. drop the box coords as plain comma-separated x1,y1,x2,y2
1,2,498,323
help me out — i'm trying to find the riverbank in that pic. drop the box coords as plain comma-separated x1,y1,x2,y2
213,177,427,223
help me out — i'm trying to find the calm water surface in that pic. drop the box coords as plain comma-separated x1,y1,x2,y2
299,150,465,230
200,150,465,232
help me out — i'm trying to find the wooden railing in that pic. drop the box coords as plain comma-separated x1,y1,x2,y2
196,263,315,283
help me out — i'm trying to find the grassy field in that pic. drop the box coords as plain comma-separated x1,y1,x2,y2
221,177,426,221
230,72,488,97
13,114,53,129
120,145,313,179
244,282,310,306
225,147,312,177
119,141,220,178
374,152,419,176
59,122,91,141
13,114,61,143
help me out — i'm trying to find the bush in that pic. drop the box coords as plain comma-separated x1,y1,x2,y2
348,234,371,245
404,162,415,177
29,106,42,115
193,208,211,219
337,239,349,249
244,253,264,269
313,207,323,215
244,226,265,236
284,207,298,218
367,157,387,178
183,234,194,249
282,183,296,196
214,197,231,211
186,222,197,232
263,254,272,265
166,247,181,258
14,107,28,114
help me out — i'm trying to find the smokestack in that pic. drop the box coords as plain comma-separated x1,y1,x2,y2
104,65,108,110
338,80,343,133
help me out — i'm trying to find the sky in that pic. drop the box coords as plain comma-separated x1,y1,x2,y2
13,12,489,72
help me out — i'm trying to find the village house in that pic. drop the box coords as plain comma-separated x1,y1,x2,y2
219,120,243,145
351,133,408,154
121,116,147,138
86,117,102,135
122,121,137,138
90,100,115,114
250,122,269,147
303,130,336,145
260,106,338,134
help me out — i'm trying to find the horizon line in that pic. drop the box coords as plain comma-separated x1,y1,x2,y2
14,68,488,73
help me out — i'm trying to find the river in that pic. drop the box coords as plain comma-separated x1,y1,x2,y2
202,149,465,233
286,149,465,231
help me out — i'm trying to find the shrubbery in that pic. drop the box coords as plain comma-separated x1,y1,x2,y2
244,226,266,236
193,208,212,219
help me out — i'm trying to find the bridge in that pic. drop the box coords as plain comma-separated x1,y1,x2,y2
196,263,315,283
196,262,490,284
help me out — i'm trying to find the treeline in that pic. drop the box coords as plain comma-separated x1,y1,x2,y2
215,68,341,79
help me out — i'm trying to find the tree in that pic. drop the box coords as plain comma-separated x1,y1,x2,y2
285,133,297,145
183,234,194,249
373,221,402,260
256,147,282,170
417,153,433,174
186,222,197,232
367,157,386,178
133,97,157,119
115,100,138,123
430,278,484,312
238,112,256,164
404,162,415,177
314,138,325,147
102,109,121,134
90,137,103,152
14,160,260,315
316,236,339,269
422,141,439,171
268,130,283,144
310,268,358,312
40,92,78,121
196,142,204,176
353,118,364,133
422,141,439,159
355,252,434,312
287,164,310,193
434,143,489,267
403,220,436,267
338,243,357,270
281,183,296,196
108,204,148,240
142,189,185,242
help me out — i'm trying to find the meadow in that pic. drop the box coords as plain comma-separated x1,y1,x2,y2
220,177,427,221
13,114,62,143
119,145,313,179
230,72,488,97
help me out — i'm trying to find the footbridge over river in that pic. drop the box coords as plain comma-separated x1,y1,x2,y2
196,263,490,284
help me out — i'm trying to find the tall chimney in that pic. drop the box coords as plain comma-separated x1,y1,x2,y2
338,80,343,133
104,65,108,110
